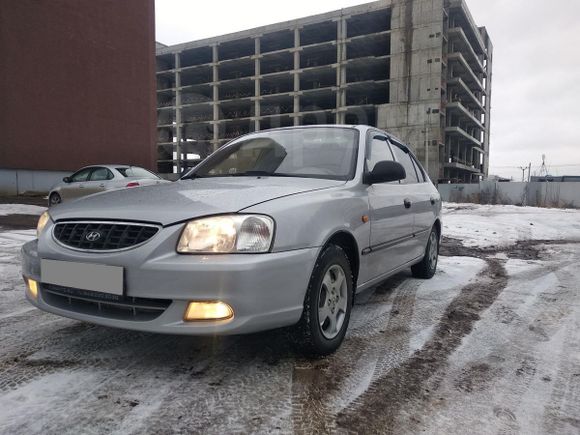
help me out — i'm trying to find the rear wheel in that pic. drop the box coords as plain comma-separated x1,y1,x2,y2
411,226,439,279
293,244,353,356
48,193,61,207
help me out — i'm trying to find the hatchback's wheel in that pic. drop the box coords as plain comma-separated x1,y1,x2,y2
411,226,439,279
293,244,353,356
48,193,61,207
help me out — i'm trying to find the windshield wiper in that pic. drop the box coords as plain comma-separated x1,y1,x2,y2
229,171,274,176
187,171,306,178
182,173,205,180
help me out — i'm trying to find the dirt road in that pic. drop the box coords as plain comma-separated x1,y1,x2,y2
0,203,579,434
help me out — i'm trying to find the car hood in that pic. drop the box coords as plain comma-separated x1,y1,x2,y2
49,177,345,225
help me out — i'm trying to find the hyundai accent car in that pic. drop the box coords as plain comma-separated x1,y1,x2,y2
48,164,169,206
22,125,441,355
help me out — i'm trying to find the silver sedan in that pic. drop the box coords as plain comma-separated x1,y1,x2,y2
23,125,441,356
48,165,169,206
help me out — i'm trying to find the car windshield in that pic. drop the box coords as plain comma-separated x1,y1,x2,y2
116,167,159,179
184,127,358,181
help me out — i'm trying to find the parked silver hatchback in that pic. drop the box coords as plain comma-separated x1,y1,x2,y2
22,125,441,355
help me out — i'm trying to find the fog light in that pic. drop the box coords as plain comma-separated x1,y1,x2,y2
184,301,234,322
26,278,38,299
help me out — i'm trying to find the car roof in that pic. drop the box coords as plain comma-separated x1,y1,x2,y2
77,164,136,171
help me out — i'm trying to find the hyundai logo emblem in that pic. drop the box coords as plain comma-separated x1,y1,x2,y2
85,231,102,242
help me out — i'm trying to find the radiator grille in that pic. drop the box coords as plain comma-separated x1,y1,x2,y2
53,222,159,251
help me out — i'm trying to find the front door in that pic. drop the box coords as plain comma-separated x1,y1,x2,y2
364,134,416,280
84,167,113,195
60,167,92,200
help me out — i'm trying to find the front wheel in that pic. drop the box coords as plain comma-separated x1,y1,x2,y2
48,192,61,207
411,226,439,279
293,244,353,356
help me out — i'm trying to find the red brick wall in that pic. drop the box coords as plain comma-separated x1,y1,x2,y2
0,0,157,171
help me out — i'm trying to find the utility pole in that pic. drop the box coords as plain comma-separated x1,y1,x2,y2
540,154,548,177
518,166,527,182
424,108,431,174
527,163,531,182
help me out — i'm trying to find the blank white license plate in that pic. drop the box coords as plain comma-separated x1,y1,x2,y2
41,259,124,296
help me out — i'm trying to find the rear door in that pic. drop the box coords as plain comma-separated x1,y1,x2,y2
365,133,416,279
388,140,427,260
408,154,438,250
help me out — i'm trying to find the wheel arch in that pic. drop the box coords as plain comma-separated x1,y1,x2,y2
48,190,61,206
433,218,441,236
320,230,360,290
433,218,442,252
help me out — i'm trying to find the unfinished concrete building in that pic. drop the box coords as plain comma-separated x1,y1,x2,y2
155,0,492,183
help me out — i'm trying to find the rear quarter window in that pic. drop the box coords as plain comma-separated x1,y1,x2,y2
116,167,159,179
411,156,427,182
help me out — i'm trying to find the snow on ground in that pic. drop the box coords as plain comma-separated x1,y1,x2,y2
443,202,580,248
0,202,579,434
0,204,45,216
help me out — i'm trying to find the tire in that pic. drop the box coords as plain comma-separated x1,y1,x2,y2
292,244,353,356
48,192,61,207
411,226,439,279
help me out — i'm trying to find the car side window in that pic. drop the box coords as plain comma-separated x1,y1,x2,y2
89,167,113,181
70,168,92,182
366,135,394,172
411,156,426,182
389,141,419,184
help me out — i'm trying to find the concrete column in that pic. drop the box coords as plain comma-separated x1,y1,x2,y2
336,18,347,124
174,52,182,174
212,44,219,150
482,41,493,178
340,18,347,111
293,28,300,125
254,36,261,131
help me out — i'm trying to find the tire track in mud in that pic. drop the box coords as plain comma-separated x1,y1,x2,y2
335,258,508,434
117,332,295,435
291,278,419,434
0,323,167,393
336,238,580,433
541,261,580,434
418,243,580,434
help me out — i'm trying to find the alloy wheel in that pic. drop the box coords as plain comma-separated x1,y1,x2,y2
318,264,348,340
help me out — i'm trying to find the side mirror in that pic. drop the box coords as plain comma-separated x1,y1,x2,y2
63,176,72,183
364,161,406,184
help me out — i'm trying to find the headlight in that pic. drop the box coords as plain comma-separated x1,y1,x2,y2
177,214,274,254
37,211,51,238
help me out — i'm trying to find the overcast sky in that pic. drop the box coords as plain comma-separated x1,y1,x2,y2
155,0,580,180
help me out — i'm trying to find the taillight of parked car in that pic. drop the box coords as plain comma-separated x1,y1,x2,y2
126,182,140,188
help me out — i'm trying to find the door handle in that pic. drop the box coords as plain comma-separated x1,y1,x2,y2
404,198,412,209
99,184,105,188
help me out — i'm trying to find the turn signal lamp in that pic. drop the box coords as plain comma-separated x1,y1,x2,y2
26,278,38,299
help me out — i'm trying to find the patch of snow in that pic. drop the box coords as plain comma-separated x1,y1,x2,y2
0,306,35,321
443,202,580,248
0,371,97,433
0,204,46,216
0,230,36,249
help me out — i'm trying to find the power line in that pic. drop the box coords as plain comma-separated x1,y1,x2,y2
489,163,580,169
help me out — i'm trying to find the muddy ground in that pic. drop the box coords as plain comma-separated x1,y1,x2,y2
0,203,579,434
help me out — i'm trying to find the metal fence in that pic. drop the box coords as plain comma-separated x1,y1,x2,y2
439,181,580,209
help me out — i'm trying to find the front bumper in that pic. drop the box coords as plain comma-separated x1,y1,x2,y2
21,227,318,335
